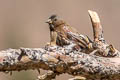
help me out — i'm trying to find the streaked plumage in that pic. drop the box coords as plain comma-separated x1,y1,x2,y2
46,15,93,51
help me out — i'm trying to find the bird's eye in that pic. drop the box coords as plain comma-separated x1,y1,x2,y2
54,19,57,21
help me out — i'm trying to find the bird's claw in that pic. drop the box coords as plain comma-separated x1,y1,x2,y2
79,34,93,50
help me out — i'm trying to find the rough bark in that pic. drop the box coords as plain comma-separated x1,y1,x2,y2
0,10,120,80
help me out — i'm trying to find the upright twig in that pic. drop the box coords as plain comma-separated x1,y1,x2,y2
88,10,120,57
88,10,105,43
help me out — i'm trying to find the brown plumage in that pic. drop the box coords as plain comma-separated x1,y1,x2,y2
46,15,92,50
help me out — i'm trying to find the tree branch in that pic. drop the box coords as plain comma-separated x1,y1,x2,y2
0,10,120,80
88,10,120,57
0,45,120,80
88,10,104,42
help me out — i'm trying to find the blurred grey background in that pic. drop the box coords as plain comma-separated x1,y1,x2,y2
0,0,120,80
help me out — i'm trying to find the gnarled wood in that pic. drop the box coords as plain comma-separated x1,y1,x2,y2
88,10,104,43
0,10,119,80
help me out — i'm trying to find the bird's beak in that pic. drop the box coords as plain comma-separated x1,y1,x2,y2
46,19,52,24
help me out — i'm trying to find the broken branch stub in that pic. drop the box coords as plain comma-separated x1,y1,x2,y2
88,10,105,43
88,10,120,57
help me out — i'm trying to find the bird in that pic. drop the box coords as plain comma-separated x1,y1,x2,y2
46,14,93,52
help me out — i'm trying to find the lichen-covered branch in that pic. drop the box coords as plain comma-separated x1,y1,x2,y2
0,45,120,80
88,10,120,57
0,10,120,80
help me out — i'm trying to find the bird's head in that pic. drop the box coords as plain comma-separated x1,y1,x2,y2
46,14,58,31
46,14,65,26
46,14,58,24
46,14,66,31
